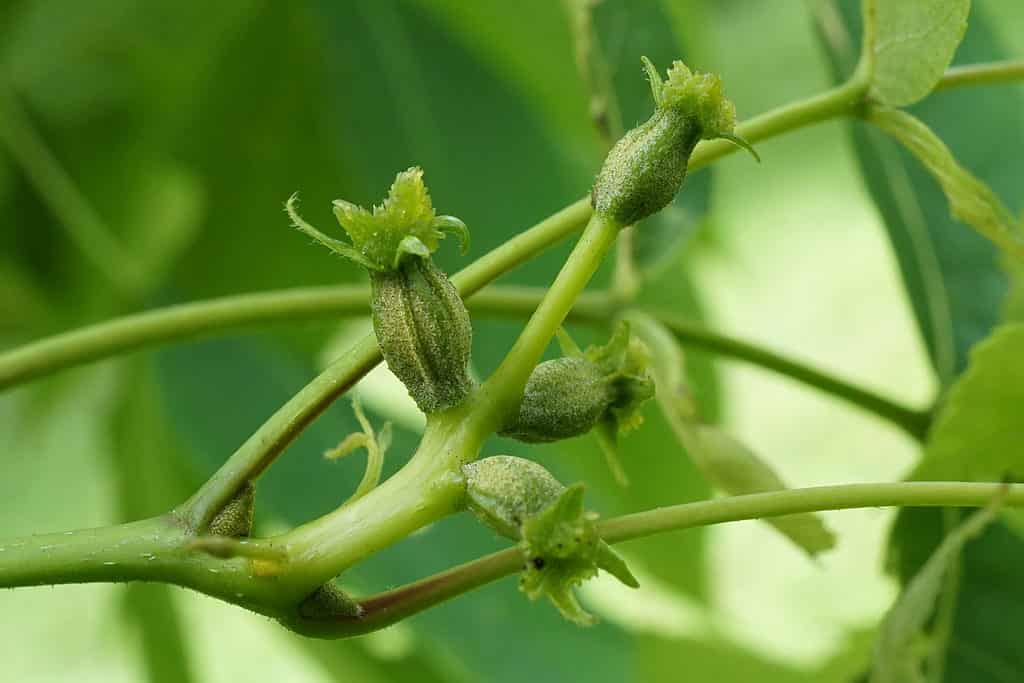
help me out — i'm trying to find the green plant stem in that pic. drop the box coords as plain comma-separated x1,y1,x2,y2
650,308,932,440
180,198,592,529
276,412,480,603
8,480,1017,635
272,211,626,598
936,59,1024,91
0,515,286,611
0,285,608,392
0,71,875,393
292,481,1020,637
688,77,868,171
0,283,928,442
472,213,622,432
0,281,926,437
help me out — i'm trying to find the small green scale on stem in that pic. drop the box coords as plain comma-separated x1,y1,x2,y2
207,482,255,537
287,167,474,414
592,57,757,226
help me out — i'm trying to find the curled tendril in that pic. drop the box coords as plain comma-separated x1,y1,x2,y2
325,399,392,504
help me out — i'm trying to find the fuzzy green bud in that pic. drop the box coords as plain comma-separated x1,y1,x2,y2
591,58,755,226
499,322,655,443
462,455,567,538
370,257,473,412
287,167,474,413
462,455,638,625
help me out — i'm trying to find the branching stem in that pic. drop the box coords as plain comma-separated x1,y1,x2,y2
278,481,1022,637
5,57,1018,633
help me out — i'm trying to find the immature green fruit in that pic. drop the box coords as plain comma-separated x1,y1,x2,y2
592,57,755,226
371,257,473,413
499,322,655,443
462,455,638,625
500,357,611,443
462,455,566,537
286,167,474,413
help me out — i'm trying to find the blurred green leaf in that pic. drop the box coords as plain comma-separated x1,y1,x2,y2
861,0,969,107
639,628,874,683
866,107,1024,262
911,324,1024,483
885,324,1024,682
872,505,999,683
888,512,1024,682
819,6,1024,681
631,311,834,557
818,0,1020,383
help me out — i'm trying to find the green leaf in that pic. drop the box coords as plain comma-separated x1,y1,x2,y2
818,1,1021,381
630,311,835,557
889,514,1024,682
886,323,1024,682
865,107,1024,262
861,0,970,106
871,504,1000,683
911,324,1024,482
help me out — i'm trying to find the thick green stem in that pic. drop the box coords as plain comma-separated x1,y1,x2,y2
179,333,381,529
0,515,288,612
12,480,1017,637
293,481,1020,637
276,411,481,600
649,308,932,440
278,211,625,597
473,213,622,432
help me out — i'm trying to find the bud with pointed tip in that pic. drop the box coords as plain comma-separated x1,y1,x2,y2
462,455,638,625
499,322,654,443
591,57,757,226
287,167,474,413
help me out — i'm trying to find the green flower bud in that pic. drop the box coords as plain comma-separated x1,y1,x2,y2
462,455,638,625
500,356,611,443
462,455,567,538
499,322,655,443
591,57,756,226
370,257,473,413
286,167,474,413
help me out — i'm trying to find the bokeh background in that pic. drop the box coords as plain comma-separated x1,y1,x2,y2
1,1,1022,681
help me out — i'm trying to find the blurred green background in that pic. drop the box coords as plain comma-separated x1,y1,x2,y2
1,1,1022,681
